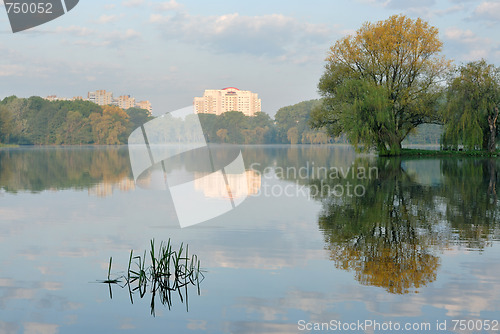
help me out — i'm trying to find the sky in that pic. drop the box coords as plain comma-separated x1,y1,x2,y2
1,0,499,116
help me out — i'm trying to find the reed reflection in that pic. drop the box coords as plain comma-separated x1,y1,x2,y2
100,239,204,316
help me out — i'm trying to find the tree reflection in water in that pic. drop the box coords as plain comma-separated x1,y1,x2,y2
0,146,132,194
3,146,499,295
309,157,500,294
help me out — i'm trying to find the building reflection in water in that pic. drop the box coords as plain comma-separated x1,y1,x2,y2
194,170,261,199
135,167,261,200
88,177,136,197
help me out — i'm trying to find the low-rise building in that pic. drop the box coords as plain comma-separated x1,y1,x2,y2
135,100,152,114
45,90,152,113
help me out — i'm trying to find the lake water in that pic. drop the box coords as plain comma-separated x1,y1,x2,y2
0,145,499,333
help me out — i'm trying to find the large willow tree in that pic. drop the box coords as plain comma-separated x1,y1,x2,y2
442,60,500,152
311,15,450,155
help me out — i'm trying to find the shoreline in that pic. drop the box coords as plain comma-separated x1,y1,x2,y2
2,144,498,158
380,148,500,158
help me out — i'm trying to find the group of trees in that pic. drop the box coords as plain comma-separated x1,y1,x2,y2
198,100,334,145
198,111,276,144
6,14,497,151
273,100,333,144
311,14,500,155
442,60,500,151
0,96,153,145
0,95,335,146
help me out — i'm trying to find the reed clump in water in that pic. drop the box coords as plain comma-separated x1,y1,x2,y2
100,238,204,315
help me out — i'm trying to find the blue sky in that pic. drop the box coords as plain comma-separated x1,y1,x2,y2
1,0,499,115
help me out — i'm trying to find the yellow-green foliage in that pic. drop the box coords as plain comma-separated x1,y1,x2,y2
313,15,450,155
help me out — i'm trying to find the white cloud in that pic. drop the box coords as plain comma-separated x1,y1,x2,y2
0,321,18,334
0,278,14,287
445,27,479,42
123,29,141,39
149,12,333,59
356,0,468,19
154,0,181,11
187,320,207,331
464,48,490,60
119,320,136,330
0,65,25,77
354,0,390,6
434,4,465,16
122,0,145,8
99,29,142,43
96,14,123,24
444,27,494,61
60,27,141,49
387,0,436,9
149,14,165,23
23,323,59,334
39,282,63,291
54,26,94,37
472,1,500,22
71,40,111,48
407,3,466,18
355,0,436,9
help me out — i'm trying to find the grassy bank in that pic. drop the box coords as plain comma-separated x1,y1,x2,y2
380,148,500,157
0,143,19,148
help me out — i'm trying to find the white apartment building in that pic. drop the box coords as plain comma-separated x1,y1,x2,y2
194,87,261,116
88,90,113,106
45,95,83,102
116,95,136,110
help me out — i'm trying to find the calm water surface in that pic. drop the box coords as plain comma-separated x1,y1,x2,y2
0,146,499,333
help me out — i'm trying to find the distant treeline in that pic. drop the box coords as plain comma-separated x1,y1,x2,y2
0,96,440,146
0,96,153,145
198,100,338,144
0,96,336,145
